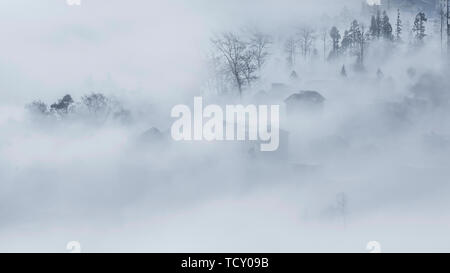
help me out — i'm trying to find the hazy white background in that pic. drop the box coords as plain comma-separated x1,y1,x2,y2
1,0,450,252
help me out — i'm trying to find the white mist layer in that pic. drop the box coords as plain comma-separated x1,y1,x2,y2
0,0,450,252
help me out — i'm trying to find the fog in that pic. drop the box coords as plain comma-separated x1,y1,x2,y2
1,0,450,252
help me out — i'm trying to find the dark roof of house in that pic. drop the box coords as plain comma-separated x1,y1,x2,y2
284,91,325,104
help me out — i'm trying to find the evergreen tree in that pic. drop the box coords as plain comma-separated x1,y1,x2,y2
329,26,341,58
349,20,361,44
377,68,384,79
381,11,393,41
376,9,382,39
341,20,361,54
370,15,378,39
50,94,74,115
290,70,299,80
341,30,351,53
412,12,427,45
395,9,403,42
340,20,367,67
341,65,347,77
369,9,383,40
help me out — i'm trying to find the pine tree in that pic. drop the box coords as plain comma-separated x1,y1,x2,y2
395,9,403,42
376,9,382,39
341,20,361,54
377,68,384,79
381,11,393,41
329,26,341,59
349,20,361,47
370,15,378,39
340,20,367,67
341,30,351,53
369,9,382,40
290,70,299,81
341,65,347,77
412,12,427,45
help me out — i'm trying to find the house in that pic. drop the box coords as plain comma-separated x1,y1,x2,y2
140,127,167,143
284,91,326,115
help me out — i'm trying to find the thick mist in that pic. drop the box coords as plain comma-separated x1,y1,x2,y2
1,0,450,252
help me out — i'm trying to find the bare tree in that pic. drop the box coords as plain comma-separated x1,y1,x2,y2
204,51,232,95
27,101,49,116
297,26,316,59
357,24,368,68
284,36,297,68
248,30,272,71
82,93,110,115
211,32,258,97
241,50,258,86
321,28,329,61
